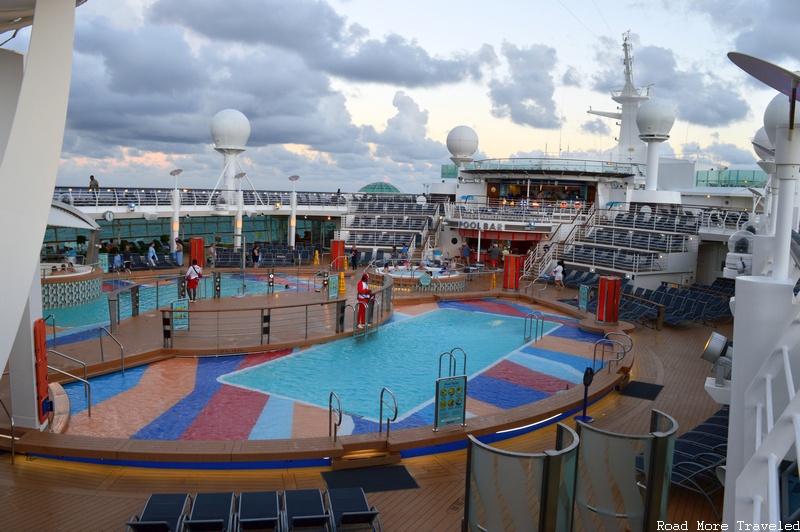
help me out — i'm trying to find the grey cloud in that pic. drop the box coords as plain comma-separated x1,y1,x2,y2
488,42,561,129
75,16,204,96
149,0,494,88
364,91,448,164
591,36,748,128
562,66,581,87
581,118,611,136
705,141,758,166
688,0,800,64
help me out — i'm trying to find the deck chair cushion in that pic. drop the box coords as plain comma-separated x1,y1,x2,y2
183,492,234,532
237,491,280,531
126,493,190,532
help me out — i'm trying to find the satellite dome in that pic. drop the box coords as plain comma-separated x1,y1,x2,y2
446,126,479,158
752,127,773,160
211,109,251,150
636,99,676,138
763,94,800,147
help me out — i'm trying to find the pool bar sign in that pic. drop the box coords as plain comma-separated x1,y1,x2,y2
434,375,467,429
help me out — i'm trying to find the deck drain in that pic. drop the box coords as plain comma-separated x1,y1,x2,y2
448,495,465,513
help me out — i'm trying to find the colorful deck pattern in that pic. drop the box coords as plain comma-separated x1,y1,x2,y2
63,299,605,441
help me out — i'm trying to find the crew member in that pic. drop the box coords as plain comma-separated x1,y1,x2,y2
186,259,203,302
356,273,372,328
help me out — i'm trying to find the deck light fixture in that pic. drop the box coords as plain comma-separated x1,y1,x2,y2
701,332,732,387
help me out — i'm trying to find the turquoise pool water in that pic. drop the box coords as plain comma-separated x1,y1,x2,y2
219,308,559,421
44,273,292,329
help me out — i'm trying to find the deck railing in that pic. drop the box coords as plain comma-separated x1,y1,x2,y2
160,274,393,350
736,339,800,523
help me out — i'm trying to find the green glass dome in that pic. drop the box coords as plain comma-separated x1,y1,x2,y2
358,182,403,194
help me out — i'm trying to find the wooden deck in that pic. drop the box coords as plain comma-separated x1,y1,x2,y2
0,269,729,530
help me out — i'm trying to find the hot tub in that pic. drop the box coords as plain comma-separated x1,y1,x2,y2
376,266,466,292
41,263,103,308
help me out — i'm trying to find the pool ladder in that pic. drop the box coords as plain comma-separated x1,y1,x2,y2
349,300,381,338
328,387,402,470
524,311,545,342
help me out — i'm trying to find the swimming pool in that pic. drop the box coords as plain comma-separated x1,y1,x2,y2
61,300,604,441
44,273,295,335
220,308,557,420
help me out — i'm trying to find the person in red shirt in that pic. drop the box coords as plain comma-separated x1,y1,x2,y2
356,273,372,328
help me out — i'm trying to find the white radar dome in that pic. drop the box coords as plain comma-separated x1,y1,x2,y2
211,109,251,150
752,126,773,161
446,126,479,158
764,94,800,147
636,99,676,138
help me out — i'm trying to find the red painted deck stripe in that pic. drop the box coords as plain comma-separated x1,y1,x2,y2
179,353,285,441
484,359,574,394
180,386,268,441
460,299,530,317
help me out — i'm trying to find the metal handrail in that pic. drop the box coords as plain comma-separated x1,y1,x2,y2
43,314,57,349
328,391,342,442
592,339,626,373
604,332,633,355
98,327,125,375
379,388,398,437
106,274,184,332
47,365,91,417
0,398,14,464
438,351,457,378
47,349,87,388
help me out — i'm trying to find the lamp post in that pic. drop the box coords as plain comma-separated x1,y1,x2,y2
170,169,183,259
234,172,246,250
288,174,300,249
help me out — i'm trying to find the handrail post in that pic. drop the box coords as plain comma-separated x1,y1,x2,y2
329,391,342,442
108,296,118,334
379,388,398,438
47,365,91,417
0,398,15,464
99,327,125,376
43,314,57,349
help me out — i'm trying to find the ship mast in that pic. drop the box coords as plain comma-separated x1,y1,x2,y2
587,33,650,163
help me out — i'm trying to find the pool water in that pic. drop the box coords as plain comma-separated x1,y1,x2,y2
61,300,604,441
44,273,294,333
220,308,557,421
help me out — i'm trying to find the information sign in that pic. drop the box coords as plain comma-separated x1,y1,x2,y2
327,275,339,299
434,375,467,428
172,298,189,331
98,253,109,273
579,284,589,311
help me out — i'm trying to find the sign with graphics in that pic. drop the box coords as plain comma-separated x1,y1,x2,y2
327,275,339,299
579,285,589,311
172,298,189,331
434,375,467,429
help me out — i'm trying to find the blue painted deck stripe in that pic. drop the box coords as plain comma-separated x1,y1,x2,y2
249,396,293,440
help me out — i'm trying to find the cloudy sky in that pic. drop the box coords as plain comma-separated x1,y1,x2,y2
7,0,800,193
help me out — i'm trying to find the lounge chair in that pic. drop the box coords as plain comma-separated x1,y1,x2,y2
283,489,331,531
182,492,235,531
126,493,191,531
324,487,382,531
235,491,281,531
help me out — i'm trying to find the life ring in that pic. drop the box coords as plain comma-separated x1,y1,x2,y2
58,194,73,205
